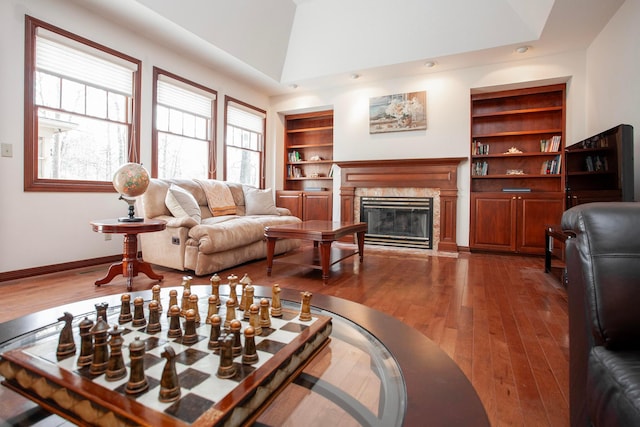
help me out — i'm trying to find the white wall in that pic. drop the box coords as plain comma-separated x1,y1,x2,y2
0,0,270,273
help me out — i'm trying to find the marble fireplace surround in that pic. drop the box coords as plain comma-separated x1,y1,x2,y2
335,158,464,252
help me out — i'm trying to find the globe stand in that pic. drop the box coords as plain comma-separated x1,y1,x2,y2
118,195,143,223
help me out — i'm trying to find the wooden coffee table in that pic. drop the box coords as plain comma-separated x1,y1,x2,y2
265,220,367,283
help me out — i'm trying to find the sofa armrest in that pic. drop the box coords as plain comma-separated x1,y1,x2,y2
276,207,292,216
151,214,198,229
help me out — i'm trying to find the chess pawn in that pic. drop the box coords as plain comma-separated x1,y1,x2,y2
227,274,239,307
167,305,182,338
210,274,221,306
159,346,181,402
224,299,236,329
77,316,94,367
230,319,242,357
167,290,178,317
259,298,271,328
105,325,127,381
119,294,133,324
299,291,313,322
189,293,201,323
95,302,108,323
180,289,191,317
249,304,262,336
89,316,110,375
132,297,147,328
217,334,236,379
242,326,259,365
206,295,219,323
126,337,149,395
182,309,198,345
146,300,161,333
243,285,254,320
208,315,222,352
270,284,283,317
56,312,76,360
152,284,163,313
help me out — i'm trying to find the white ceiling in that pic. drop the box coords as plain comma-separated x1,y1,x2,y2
69,0,625,95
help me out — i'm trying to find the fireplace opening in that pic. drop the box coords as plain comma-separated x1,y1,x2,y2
360,197,433,249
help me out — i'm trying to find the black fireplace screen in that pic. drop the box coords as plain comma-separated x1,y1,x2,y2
360,197,433,249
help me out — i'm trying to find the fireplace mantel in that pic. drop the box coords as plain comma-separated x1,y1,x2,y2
335,158,464,252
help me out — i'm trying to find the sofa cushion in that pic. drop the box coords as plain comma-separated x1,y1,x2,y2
243,186,279,215
165,184,201,225
189,217,264,253
194,179,236,216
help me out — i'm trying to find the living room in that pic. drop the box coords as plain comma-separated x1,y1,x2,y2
0,0,639,425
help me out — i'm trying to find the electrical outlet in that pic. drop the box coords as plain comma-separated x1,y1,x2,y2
171,237,180,245
1,143,12,158
104,234,112,241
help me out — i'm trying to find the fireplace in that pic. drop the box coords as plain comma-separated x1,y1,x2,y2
360,196,433,249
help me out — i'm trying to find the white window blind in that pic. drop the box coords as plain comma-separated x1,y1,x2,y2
157,76,215,118
227,103,265,133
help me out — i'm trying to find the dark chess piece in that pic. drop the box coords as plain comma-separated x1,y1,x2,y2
217,333,236,379
299,291,313,322
132,297,146,328
95,302,108,323
230,319,242,357
224,299,236,329
159,346,181,402
146,300,161,333
89,316,110,375
249,304,262,336
210,274,221,306
259,298,271,328
56,312,76,360
152,284,163,313
106,325,127,381
182,309,198,345
242,326,259,365
270,284,283,317
243,285,254,320
167,305,182,338
208,315,222,352
77,316,94,367
126,336,149,395
227,274,239,307
206,295,219,323
118,294,132,324
167,290,178,317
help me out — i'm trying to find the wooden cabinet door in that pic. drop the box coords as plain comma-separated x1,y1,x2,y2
517,194,564,254
470,193,516,252
302,191,332,221
276,191,303,219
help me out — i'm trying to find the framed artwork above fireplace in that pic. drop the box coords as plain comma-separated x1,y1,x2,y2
369,91,427,134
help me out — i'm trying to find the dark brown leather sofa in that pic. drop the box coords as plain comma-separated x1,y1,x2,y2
562,202,640,426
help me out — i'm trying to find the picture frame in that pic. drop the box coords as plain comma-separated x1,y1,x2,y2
369,91,427,134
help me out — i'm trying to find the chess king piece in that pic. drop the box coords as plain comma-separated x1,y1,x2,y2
132,297,147,328
56,312,76,360
89,316,110,375
224,299,236,328
227,273,239,307
182,309,198,345
259,298,271,328
167,289,178,317
189,293,201,323
217,333,236,379
167,305,183,338
159,346,181,402
77,316,94,367
230,319,242,357
105,325,127,381
152,284,163,313
126,336,149,395
95,302,109,323
242,326,259,365
208,314,222,352
210,273,221,306
270,284,283,317
299,291,313,322
206,295,219,323
118,294,132,324
249,304,262,336
146,300,161,333
243,285,254,320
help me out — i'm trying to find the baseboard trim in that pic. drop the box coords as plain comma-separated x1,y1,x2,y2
0,255,121,283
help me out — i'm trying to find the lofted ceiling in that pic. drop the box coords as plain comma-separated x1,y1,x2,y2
68,0,625,95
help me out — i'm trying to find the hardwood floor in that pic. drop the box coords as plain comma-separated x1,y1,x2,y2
0,246,569,426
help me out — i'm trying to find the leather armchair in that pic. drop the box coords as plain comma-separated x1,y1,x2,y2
562,202,640,426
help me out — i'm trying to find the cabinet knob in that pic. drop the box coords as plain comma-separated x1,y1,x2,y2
512,196,516,200
518,196,522,200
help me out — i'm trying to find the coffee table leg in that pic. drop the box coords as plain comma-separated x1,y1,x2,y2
319,241,332,283
356,231,365,263
266,237,276,276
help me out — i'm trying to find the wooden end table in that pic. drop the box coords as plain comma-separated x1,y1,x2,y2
264,220,367,284
90,219,166,291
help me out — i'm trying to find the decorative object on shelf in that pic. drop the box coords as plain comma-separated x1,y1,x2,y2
505,147,523,154
506,169,525,175
112,162,150,222
369,91,427,134
309,155,322,161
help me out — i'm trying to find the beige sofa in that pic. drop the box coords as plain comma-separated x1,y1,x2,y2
137,178,301,276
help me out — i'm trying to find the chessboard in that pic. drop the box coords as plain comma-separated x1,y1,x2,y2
0,282,332,427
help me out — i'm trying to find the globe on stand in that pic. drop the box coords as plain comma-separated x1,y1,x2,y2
112,163,150,222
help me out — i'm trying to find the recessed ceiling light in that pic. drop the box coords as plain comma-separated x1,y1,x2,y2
515,46,530,54
351,73,360,80
424,61,436,68
289,84,298,89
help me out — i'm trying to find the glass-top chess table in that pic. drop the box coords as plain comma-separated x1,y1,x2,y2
0,283,489,426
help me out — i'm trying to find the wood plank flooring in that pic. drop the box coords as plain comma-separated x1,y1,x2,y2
0,245,569,426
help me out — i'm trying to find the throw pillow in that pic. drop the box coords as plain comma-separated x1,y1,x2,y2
243,186,279,215
165,184,201,223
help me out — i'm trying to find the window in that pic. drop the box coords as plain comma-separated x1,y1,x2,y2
24,16,141,192
152,68,217,179
224,97,266,188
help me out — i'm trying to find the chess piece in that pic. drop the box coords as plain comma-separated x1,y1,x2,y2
167,305,182,338
105,325,127,381
249,304,262,336
270,284,283,317
95,302,108,323
182,309,198,345
152,284,163,313
56,312,76,360
210,274,221,306
181,275,192,293
146,300,161,333
206,295,219,323
132,297,146,328
189,294,201,323
227,274,239,308
238,273,252,312
299,291,313,322
259,298,271,328
159,346,181,402
167,290,178,317
243,285,254,320
217,333,236,379
208,314,222,352
180,289,191,317
77,316,94,367
89,316,110,375
126,336,149,395
119,294,133,324
230,319,242,357
224,299,236,328
242,326,259,365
